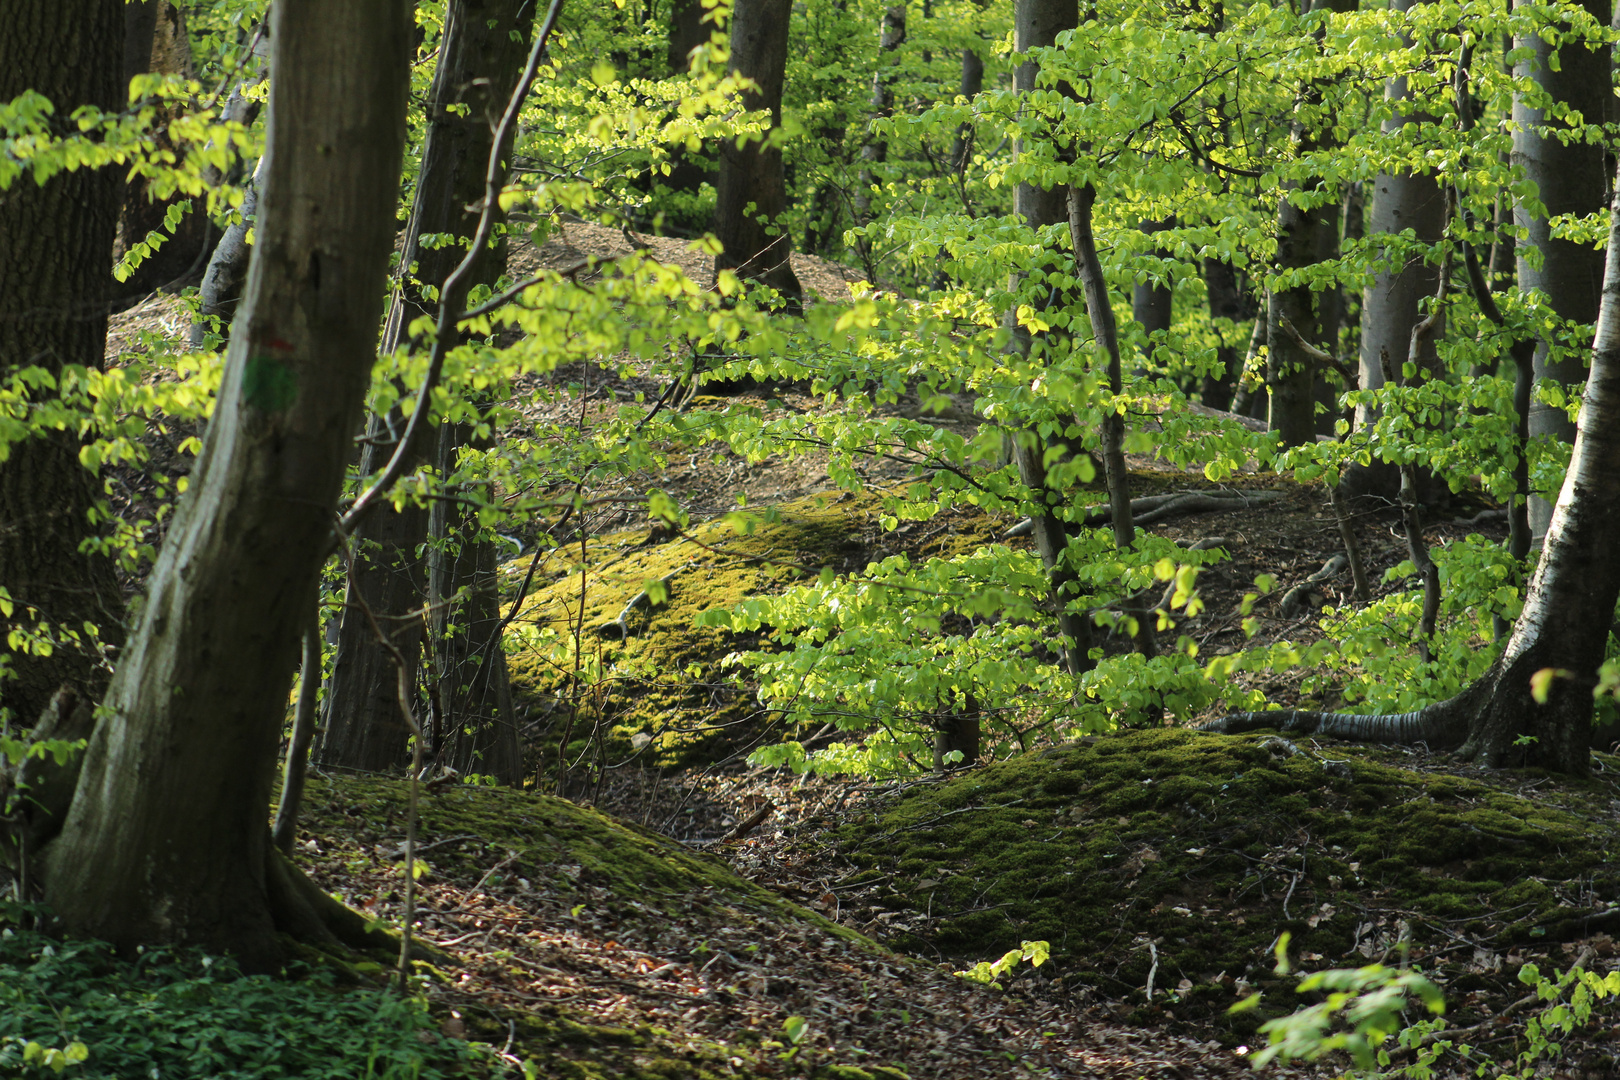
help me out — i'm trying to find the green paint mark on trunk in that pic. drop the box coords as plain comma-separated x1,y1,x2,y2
244,355,298,412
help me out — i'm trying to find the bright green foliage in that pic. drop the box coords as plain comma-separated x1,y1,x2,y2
955,939,1050,991
0,906,474,1079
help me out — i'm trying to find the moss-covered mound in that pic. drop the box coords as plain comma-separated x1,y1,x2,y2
503,489,1005,770
296,773,908,1079
831,729,1620,1024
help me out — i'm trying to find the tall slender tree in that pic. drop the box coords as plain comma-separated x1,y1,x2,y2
319,0,535,781
0,0,126,728
712,0,801,301
1513,0,1609,543
43,0,412,969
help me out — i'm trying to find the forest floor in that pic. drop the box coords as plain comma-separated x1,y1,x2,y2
86,227,1620,1078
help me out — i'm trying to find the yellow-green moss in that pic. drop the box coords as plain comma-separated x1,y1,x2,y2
832,730,1620,1026
503,489,1006,770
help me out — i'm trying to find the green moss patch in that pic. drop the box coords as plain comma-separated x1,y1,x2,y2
503,489,1005,770
831,729,1620,1025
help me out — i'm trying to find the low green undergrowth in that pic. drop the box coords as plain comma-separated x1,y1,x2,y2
0,904,478,1079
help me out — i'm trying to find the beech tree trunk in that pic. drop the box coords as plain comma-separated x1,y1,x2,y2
319,0,534,777
428,426,522,783
1513,0,1608,543
112,0,214,305
1265,0,1355,447
851,6,906,273
712,0,801,300
1349,0,1444,498
1006,0,1086,679
0,0,126,728
43,0,411,970
1207,155,1620,777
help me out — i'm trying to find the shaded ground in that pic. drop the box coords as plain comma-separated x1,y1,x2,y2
292,771,1326,1079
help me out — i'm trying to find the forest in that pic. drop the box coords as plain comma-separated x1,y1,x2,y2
4,0,1620,1076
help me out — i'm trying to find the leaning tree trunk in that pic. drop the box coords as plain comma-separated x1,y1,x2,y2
0,0,127,728
712,0,801,300
319,0,534,776
1513,0,1608,544
43,0,411,970
1204,155,1620,777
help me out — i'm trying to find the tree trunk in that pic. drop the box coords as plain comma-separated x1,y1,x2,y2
712,0,801,301
318,0,535,777
42,0,411,970
1264,0,1355,447
112,0,215,305
668,0,706,74
1349,0,1445,497
1200,258,1252,410
1206,155,1620,777
0,0,127,728
428,426,522,783
1513,0,1609,543
1008,0,1086,676
851,5,906,274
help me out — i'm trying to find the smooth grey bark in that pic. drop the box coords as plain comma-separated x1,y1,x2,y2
1350,0,1445,495
0,0,127,728
1008,0,1088,676
712,0,801,300
1132,219,1173,372
319,0,534,778
43,0,411,969
271,620,321,853
1200,258,1252,410
1513,0,1609,542
1205,155,1620,777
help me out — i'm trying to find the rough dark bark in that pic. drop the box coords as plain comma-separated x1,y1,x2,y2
1513,0,1609,543
319,0,534,777
42,0,411,969
667,0,707,74
0,0,127,728
1203,156,1620,777
712,0,801,300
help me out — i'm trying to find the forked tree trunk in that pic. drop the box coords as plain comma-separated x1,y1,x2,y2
1513,0,1609,543
319,0,534,777
0,0,127,728
42,0,411,970
1204,156,1620,777
712,0,801,300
